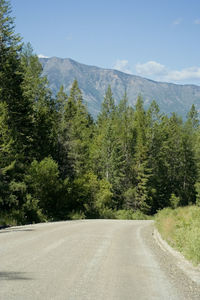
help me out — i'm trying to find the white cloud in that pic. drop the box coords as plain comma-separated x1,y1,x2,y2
165,67,200,81
136,61,166,76
38,54,49,58
113,59,132,74
135,61,200,83
194,19,200,24
172,18,182,25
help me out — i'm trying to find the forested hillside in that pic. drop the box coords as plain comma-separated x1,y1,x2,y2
1,0,200,224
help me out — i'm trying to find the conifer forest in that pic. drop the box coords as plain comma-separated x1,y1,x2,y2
1,0,200,224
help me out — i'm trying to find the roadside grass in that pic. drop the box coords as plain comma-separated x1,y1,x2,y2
114,209,151,220
155,206,200,266
67,209,151,220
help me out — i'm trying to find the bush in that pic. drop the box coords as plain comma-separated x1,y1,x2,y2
98,207,116,219
132,210,150,220
169,193,180,208
115,209,150,220
68,210,85,220
115,209,133,220
0,213,17,227
22,194,46,224
26,157,64,219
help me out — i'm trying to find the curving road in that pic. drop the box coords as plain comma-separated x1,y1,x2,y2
0,220,200,299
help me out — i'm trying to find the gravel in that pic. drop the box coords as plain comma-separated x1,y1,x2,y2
0,219,200,299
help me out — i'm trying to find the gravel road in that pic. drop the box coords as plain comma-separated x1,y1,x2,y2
0,220,200,300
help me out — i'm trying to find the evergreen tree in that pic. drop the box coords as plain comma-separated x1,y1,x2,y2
98,85,115,124
187,104,199,129
131,96,151,213
20,44,58,161
54,86,69,178
0,101,15,212
0,0,22,102
91,87,128,209
0,0,25,217
62,80,93,178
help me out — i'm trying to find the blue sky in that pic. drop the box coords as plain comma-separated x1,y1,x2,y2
11,0,200,85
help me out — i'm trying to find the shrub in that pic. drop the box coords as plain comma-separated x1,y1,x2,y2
26,157,63,219
68,210,85,220
115,209,150,220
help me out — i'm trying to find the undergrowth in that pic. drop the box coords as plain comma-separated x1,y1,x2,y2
155,206,200,266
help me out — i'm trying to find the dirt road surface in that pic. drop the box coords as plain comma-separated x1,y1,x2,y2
0,220,200,299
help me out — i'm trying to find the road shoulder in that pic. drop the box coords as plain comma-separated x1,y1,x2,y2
154,227,200,285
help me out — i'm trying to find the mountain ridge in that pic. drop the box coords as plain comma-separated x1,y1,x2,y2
40,57,200,118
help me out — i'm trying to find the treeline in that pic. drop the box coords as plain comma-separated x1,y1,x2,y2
1,0,200,224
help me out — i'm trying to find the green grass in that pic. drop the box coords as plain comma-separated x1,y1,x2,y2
155,206,200,266
67,208,151,220
114,209,151,220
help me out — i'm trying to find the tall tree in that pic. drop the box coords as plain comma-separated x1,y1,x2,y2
0,0,22,99
98,85,115,124
20,44,57,161
91,87,127,209
0,0,24,216
62,80,93,178
0,0,23,138
130,96,151,213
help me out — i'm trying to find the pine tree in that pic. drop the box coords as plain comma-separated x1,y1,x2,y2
0,0,22,100
19,43,58,161
54,86,68,178
145,101,164,212
62,80,93,178
131,96,151,213
114,92,135,207
187,104,199,129
0,1,23,147
0,0,24,216
94,86,117,182
0,101,15,212
56,85,67,118
98,85,115,124
91,87,127,209
185,105,199,206
0,2,59,222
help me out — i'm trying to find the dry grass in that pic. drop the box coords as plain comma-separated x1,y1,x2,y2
155,206,200,266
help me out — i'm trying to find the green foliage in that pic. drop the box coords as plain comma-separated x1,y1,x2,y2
68,172,113,218
0,213,17,226
195,182,200,206
26,157,65,219
22,194,46,223
0,101,13,158
98,85,115,122
95,179,113,212
169,193,180,209
1,0,200,225
61,80,93,178
98,208,116,219
68,210,85,220
124,188,136,209
131,96,152,213
155,206,200,265
115,209,150,220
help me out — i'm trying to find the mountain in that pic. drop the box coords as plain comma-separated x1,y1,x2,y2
40,57,200,118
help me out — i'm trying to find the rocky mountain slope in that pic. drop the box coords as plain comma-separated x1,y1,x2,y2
40,57,200,118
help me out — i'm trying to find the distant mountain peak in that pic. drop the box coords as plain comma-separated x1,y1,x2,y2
40,57,200,118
